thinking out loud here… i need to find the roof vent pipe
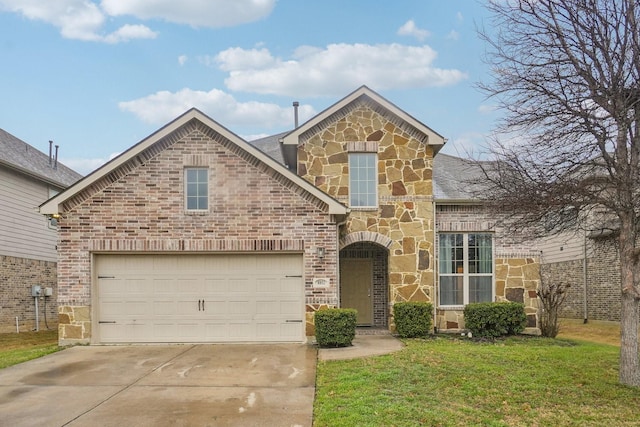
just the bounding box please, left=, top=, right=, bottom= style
left=54, top=145, right=59, bottom=170
left=293, top=101, right=299, bottom=128
left=49, top=140, right=53, bottom=166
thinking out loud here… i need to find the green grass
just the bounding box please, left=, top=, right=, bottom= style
left=0, top=329, right=60, bottom=369
left=314, top=336, right=640, bottom=426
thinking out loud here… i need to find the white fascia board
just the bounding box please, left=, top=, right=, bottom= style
left=40, top=109, right=347, bottom=216
left=282, top=86, right=445, bottom=148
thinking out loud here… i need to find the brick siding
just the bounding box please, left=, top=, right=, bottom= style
left=0, top=255, right=57, bottom=332
left=57, top=121, right=339, bottom=342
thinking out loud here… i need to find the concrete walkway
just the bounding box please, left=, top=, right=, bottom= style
left=317, top=334, right=404, bottom=361
left=0, top=344, right=316, bottom=427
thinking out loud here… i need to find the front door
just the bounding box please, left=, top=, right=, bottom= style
left=341, top=259, right=373, bottom=325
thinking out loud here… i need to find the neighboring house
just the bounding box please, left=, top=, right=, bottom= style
left=41, top=86, right=540, bottom=345
left=0, top=129, right=81, bottom=332
left=540, top=228, right=624, bottom=322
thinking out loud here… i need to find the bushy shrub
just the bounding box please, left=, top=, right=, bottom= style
left=393, top=302, right=434, bottom=338
left=315, top=308, right=357, bottom=347
left=537, top=279, right=570, bottom=338
left=463, top=302, right=527, bottom=338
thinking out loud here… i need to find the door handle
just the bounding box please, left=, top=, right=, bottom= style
left=202, top=300, right=205, bottom=311
left=198, top=299, right=201, bottom=311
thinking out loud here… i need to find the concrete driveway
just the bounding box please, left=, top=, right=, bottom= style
left=0, top=344, right=316, bottom=427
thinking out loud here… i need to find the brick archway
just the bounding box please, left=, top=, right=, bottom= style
left=339, top=231, right=394, bottom=250
left=339, top=233, right=391, bottom=328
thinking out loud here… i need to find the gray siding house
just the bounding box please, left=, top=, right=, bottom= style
left=0, top=129, right=81, bottom=331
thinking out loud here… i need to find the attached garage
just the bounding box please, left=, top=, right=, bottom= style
left=95, top=254, right=304, bottom=344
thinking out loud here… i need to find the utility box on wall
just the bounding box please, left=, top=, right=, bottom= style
left=31, top=285, right=41, bottom=297
left=44, top=287, right=53, bottom=297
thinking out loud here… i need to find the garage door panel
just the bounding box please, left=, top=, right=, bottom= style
left=96, top=254, right=304, bottom=343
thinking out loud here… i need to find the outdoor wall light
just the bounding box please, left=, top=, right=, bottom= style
left=316, top=247, right=326, bottom=259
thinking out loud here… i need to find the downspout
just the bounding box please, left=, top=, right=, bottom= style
left=433, top=198, right=438, bottom=333
left=583, top=230, right=588, bottom=323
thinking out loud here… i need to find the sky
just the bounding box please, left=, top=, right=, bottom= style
left=0, top=0, right=499, bottom=175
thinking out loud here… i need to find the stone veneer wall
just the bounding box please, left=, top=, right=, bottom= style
left=57, top=120, right=338, bottom=344
left=297, top=101, right=435, bottom=327
left=0, top=255, right=57, bottom=332
left=435, top=204, right=541, bottom=333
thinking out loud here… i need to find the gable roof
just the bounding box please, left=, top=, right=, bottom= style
left=0, top=128, right=82, bottom=188
left=39, top=109, right=347, bottom=216
left=281, top=86, right=446, bottom=152
left=248, top=131, right=289, bottom=164
left=433, top=153, right=489, bottom=202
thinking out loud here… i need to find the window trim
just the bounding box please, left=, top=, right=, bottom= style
left=438, top=232, right=495, bottom=308
left=348, top=152, right=378, bottom=209
left=184, top=167, right=209, bottom=212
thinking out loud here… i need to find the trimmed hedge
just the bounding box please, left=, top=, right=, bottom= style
left=393, top=302, right=434, bottom=338
left=315, top=308, right=357, bottom=347
left=463, top=302, right=527, bottom=338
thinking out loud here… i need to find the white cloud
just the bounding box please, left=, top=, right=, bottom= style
left=0, top=0, right=157, bottom=43
left=446, top=30, right=460, bottom=41
left=397, top=20, right=430, bottom=41
left=103, top=24, right=157, bottom=43
left=216, top=43, right=467, bottom=97
left=178, top=55, right=188, bottom=66
left=441, top=132, right=487, bottom=157
left=118, top=88, right=316, bottom=128
left=60, top=152, right=120, bottom=175
left=478, top=104, right=498, bottom=114
left=100, top=0, right=275, bottom=28
left=0, top=0, right=272, bottom=42
left=215, top=47, right=276, bottom=71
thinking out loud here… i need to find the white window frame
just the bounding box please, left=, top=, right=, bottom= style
left=348, top=152, right=377, bottom=208
left=438, top=233, right=494, bottom=307
left=184, top=168, right=209, bottom=212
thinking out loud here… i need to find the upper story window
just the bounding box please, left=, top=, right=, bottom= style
left=185, top=168, right=209, bottom=211
left=439, top=233, right=493, bottom=307
left=349, top=153, right=377, bottom=208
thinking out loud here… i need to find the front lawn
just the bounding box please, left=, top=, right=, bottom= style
left=314, top=336, right=639, bottom=426
left=0, top=329, right=60, bottom=369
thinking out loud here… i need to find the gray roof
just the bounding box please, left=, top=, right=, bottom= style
left=433, top=153, right=487, bottom=201
left=0, top=128, right=82, bottom=188
left=247, top=131, right=289, bottom=164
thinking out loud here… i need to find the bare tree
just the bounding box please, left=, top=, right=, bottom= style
left=478, top=0, right=640, bottom=386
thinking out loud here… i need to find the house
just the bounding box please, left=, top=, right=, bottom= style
left=0, top=129, right=82, bottom=332
left=539, top=227, right=624, bottom=322
left=41, top=86, right=540, bottom=345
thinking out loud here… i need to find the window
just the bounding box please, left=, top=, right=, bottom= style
left=185, top=168, right=208, bottom=211
left=349, top=153, right=377, bottom=207
left=439, top=233, right=493, bottom=306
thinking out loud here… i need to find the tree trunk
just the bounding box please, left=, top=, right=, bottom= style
left=618, top=219, right=640, bottom=387
left=620, top=292, right=640, bottom=386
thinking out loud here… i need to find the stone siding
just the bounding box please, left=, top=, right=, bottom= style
left=435, top=204, right=541, bottom=333
left=435, top=256, right=541, bottom=334
left=297, top=102, right=435, bottom=327
left=0, top=255, right=57, bottom=332
left=57, top=120, right=338, bottom=344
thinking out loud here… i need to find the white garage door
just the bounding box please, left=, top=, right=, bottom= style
left=95, top=254, right=304, bottom=343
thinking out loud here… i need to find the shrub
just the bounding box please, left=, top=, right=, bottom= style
left=464, top=302, right=527, bottom=338
left=315, top=308, right=357, bottom=347
left=537, top=278, right=570, bottom=338
left=393, top=302, right=434, bottom=338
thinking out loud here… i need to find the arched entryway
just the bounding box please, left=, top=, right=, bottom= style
left=339, top=242, right=389, bottom=327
